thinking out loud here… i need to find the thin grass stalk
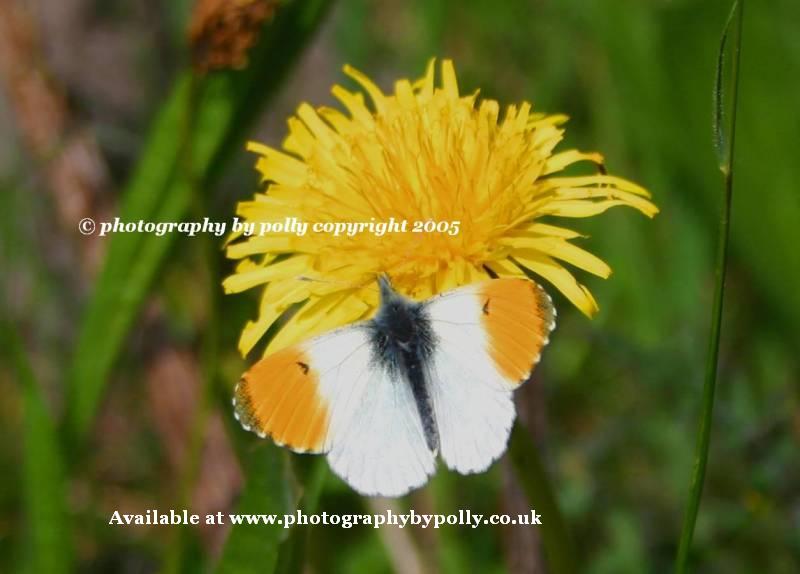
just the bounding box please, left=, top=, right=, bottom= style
left=674, top=2, right=743, bottom=571
left=275, top=458, right=328, bottom=574
left=163, top=74, right=219, bottom=574
left=509, top=424, right=577, bottom=574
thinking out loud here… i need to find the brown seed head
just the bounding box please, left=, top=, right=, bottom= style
left=188, top=0, right=276, bottom=74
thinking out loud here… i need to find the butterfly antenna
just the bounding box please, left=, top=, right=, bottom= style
left=295, top=275, right=351, bottom=286
left=295, top=274, right=382, bottom=295
left=377, top=274, right=397, bottom=302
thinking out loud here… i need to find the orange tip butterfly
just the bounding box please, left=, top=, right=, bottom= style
left=233, top=277, right=556, bottom=497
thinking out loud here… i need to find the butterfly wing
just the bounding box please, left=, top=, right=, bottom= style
left=424, top=278, right=555, bottom=474
left=325, top=363, right=436, bottom=497
left=234, top=325, right=435, bottom=497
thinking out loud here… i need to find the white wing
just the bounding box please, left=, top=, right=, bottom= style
left=425, top=322, right=517, bottom=474
left=324, top=368, right=436, bottom=497
left=304, top=328, right=436, bottom=497
left=235, top=325, right=435, bottom=497
left=423, top=279, right=555, bottom=474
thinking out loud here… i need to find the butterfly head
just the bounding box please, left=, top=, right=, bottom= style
left=377, top=274, right=399, bottom=302
left=373, top=275, right=429, bottom=349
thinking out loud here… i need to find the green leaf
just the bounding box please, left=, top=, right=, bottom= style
left=65, top=76, right=193, bottom=439
left=713, top=0, right=744, bottom=175
left=3, top=325, right=72, bottom=574
left=66, top=0, right=335, bottom=441
left=213, top=444, right=292, bottom=574
left=508, top=424, right=578, bottom=574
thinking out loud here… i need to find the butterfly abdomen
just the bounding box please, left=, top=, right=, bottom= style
left=403, top=351, right=440, bottom=453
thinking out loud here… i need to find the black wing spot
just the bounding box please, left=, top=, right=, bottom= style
left=296, top=361, right=310, bottom=375
left=482, top=298, right=491, bottom=315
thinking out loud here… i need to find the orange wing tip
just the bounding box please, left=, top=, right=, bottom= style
left=537, top=283, right=557, bottom=337
left=480, top=279, right=557, bottom=385
left=233, top=347, right=331, bottom=454
left=531, top=283, right=556, bottom=366
left=232, top=380, right=266, bottom=438
left=233, top=379, right=320, bottom=452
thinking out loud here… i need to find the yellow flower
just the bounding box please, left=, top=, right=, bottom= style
left=224, top=59, right=658, bottom=357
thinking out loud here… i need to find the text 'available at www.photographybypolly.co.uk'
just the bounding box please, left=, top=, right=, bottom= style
left=108, top=508, right=542, bottom=529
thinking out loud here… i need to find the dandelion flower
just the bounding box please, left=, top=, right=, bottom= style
left=224, top=59, right=658, bottom=357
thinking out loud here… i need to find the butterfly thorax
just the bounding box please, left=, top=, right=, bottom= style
left=369, top=281, right=440, bottom=453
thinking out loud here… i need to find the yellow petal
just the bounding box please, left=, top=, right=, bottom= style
left=343, top=64, right=386, bottom=113
left=553, top=187, right=659, bottom=216
left=283, top=117, right=315, bottom=158
left=225, top=235, right=294, bottom=260
left=317, top=106, right=353, bottom=134
left=485, top=258, right=525, bottom=278
left=441, top=59, right=459, bottom=98
left=528, top=113, right=569, bottom=129
left=331, top=85, right=373, bottom=125
left=297, top=103, right=338, bottom=149
left=267, top=291, right=372, bottom=354
left=413, top=58, right=436, bottom=99
left=511, top=222, right=585, bottom=239
left=238, top=280, right=312, bottom=356
left=222, top=255, right=312, bottom=294
left=512, top=253, right=599, bottom=317
left=434, top=266, right=459, bottom=293
left=253, top=148, right=308, bottom=186
left=543, top=150, right=605, bottom=175
left=542, top=174, right=651, bottom=198
left=540, top=199, right=655, bottom=218
left=246, top=140, right=271, bottom=155
left=394, top=79, right=417, bottom=109
left=513, top=239, right=612, bottom=278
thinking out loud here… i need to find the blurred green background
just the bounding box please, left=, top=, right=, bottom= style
left=1, top=0, right=798, bottom=573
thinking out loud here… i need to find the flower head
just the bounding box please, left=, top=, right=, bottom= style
left=224, top=60, right=658, bottom=356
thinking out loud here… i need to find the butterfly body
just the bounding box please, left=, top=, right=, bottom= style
left=234, top=277, right=555, bottom=497
left=369, top=277, right=440, bottom=453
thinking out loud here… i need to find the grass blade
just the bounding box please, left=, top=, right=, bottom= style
left=213, top=445, right=292, bottom=574
left=508, top=424, right=577, bottom=574
left=66, top=0, right=335, bottom=441
left=274, top=458, right=327, bottom=574
left=712, top=1, right=744, bottom=174
left=66, top=76, right=194, bottom=439
left=3, top=325, right=72, bottom=574
left=674, top=2, right=743, bottom=572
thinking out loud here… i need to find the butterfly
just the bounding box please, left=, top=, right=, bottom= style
left=233, top=276, right=556, bottom=497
